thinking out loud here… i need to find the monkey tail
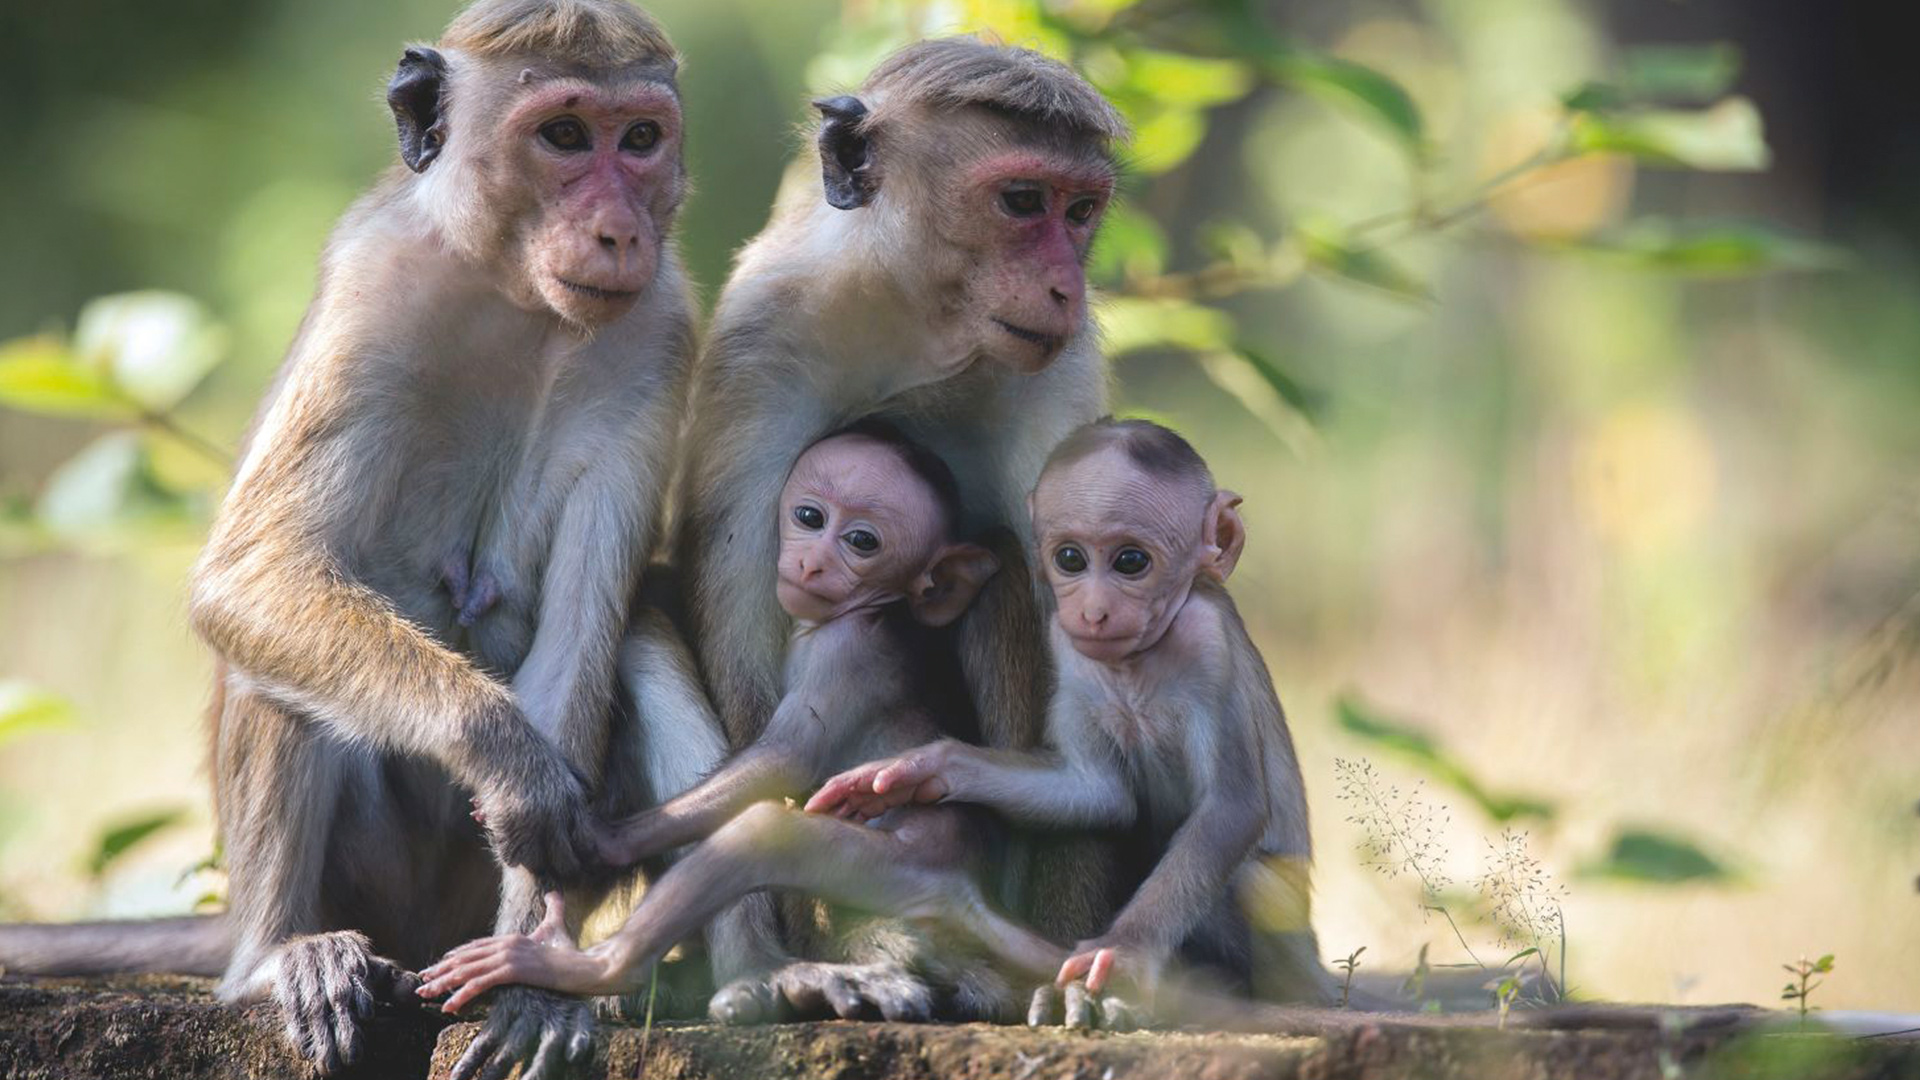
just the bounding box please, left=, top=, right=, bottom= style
left=0, top=913, right=231, bottom=977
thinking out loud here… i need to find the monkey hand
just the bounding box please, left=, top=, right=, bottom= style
left=420, top=893, right=621, bottom=1011
left=1025, top=938, right=1163, bottom=1031
left=803, top=741, right=954, bottom=820
left=473, top=746, right=605, bottom=885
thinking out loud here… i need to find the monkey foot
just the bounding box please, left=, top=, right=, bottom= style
left=709, top=960, right=935, bottom=1025
left=449, top=985, right=594, bottom=1080
left=1027, top=981, right=1150, bottom=1032
left=272, top=930, right=421, bottom=1074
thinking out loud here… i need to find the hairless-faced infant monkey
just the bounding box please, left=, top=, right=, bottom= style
left=418, top=427, right=1060, bottom=1013
left=809, top=418, right=1336, bottom=1028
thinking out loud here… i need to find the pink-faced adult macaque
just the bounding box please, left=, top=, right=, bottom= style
left=418, top=426, right=1061, bottom=1016
left=0, top=4, right=695, bottom=1078
left=808, top=418, right=1335, bottom=1027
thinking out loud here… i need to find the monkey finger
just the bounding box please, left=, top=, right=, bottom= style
left=474, top=1016, right=538, bottom=1080
left=1056, top=951, right=1095, bottom=987
left=1026, top=984, right=1059, bottom=1027
left=1085, top=948, right=1117, bottom=993
left=820, top=973, right=864, bottom=1019
left=443, top=967, right=517, bottom=1014
left=449, top=1026, right=499, bottom=1080
left=521, top=1029, right=569, bottom=1080
left=566, top=1022, right=594, bottom=1062
left=1063, top=980, right=1095, bottom=1030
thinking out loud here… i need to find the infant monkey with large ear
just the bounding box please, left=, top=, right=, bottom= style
left=419, top=425, right=1056, bottom=1012
left=810, top=418, right=1334, bottom=1026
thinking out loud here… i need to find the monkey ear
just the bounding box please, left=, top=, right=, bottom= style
left=909, top=543, right=1001, bottom=627
left=388, top=46, right=450, bottom=173
left=1201, top=490, right=1246, bottom=582
left=813, top=95, right=876, bottom=210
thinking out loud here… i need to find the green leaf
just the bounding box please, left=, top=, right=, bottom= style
left=1121, top=49, right=1254, bottom=109
left=1099, top=296, right=1236, bottom=355
left=1504, top=948, right=1540, bottom=967
left=1297, top=221, right=1432, bottom=303
left=1814, top=955, right=1835, bottom=973
left=74, top=292, right=228, bottom=413
left=1194, top=350, right=1316, bottom=454
left=1089, top=205, right=1168, bottom=286
left=1335, top=696, right=1557, bottom=823
left=34, top=432, right=205, bottom=541
left=1129, top=106, right=1209, bottom=175
left=1561, top=82, right=1628, bottom=114
left=88, top=808, right=188, bottom=879
left=1620, top=43, right=1742, bottom=104
left=1270, top=51, right=1424, bottom=154
left=0, top=336, right=126, bottom=418
left=1576, top=827, right=1736, bottom=885
left=1574, top=221, right=1844, bottom=277
left=0, top=681, right=77, bottom=744
left=1570, top=97, right=1768, bottom=171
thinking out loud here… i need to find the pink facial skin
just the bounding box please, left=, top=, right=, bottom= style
left=1030, top=445, right=1243, bottom=664
left=502, top=78, right=684, bottom=325
left=963, top=151, right=1112, bottom=373
left=774, top=435, right=949, bottom=624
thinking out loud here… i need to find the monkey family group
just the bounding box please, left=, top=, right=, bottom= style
left=0, top=3, right=1329, bottom=1077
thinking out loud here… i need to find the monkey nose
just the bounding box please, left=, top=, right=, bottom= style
left=1049, top=286, right=1070, bottom=307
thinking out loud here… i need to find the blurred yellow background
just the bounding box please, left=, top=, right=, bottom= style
left=1, top=0, right=1914, bottom=1012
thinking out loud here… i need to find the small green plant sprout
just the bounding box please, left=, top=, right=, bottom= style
left=1781, top=954, right=1834, bottom=1024
left=1493, top=975, right=1522, bottom=1030
left=1334, top=946, right=1366, bottom=1008
left=1400, top=942, right=1432, bottom=1006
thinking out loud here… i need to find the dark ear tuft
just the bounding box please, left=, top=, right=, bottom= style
left=388, top=46, right=449, bottom=173
left=813, top=95, right=876, bottom=210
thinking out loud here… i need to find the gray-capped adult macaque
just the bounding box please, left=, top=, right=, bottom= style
left=659, top=34, right=1127, bottom=1021
left=809, top=419, right=1336, bottom=1028
left=418, top=426, right=1060, bottom=1018
left=0, top=3, right=694, bottom=1078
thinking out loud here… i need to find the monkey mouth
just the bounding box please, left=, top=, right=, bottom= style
left=992, top=318, right=1062, bottom=353
left=556, top=278, right=640, bottom=303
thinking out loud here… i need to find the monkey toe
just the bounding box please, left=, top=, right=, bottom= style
left=708, top=977, right=781, bottom=1025
left=1062, top=980, right=1096, bottom=1029
left=1026, top=984, right=1058, bottom=1027
left=858, top=970, right=934, bottom=1023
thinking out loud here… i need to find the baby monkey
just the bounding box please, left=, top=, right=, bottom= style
left=419, top=424, right=1057, bottom=1012
left=810, top=418, right=1332, bottom=1025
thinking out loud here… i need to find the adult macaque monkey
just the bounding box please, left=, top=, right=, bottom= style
left=666, top=36, right=1127, bottom=1019
left=809, top=419, right=1336, bottom=1028
left=1, top=2, right=693, bottom=1077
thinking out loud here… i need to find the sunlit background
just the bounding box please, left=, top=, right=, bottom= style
left=1, top=0, right=1915, bottom=1013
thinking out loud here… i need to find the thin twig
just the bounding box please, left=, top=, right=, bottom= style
left=137, top=409, right=231, bottom=468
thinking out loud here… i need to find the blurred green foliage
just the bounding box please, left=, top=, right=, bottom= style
left=2, top=0, right=1915, bottom=1009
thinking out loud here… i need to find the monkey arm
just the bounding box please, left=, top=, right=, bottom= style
left=808, top=737, right=1134, bottom=830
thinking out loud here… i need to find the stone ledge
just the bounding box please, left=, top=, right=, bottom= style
left=5, top=975, right=1914, bottom=1080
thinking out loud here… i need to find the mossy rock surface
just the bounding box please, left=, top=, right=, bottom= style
left=5, top=975, right=1915, bottom=1080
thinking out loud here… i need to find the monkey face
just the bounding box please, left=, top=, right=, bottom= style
left=956, top=150, right=1111, bottom=374
left=1031, top=446, right=1215, bottom=664
left=502, top=78, right=686, bottom=327
left=775, top=436, right=947, bottom=623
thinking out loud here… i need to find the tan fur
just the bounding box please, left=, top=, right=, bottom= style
left=181, top=3, right=696, bottom=1076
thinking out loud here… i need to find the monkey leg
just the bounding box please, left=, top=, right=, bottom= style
left=214, top=689, right=427, bottom=1074
left=671, top=803, right=1062, bottom=1024
left=620, top=612, right=792, bottom=994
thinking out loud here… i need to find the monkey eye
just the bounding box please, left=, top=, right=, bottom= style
left=1066, top=197, right=1099, bottom=225
left=1001, top=187, right=1046, bottom=218
left=842, top=529, right=880, bottom=554
left=1053, top=545, right=1088, bottom=574
left=793, top=504, right=825, bottom=530
left=1112, top=548, right=1151, bottom=577
left=539, top=118, right=590, bottom=152
left=621, top=121, right=661, bottom=153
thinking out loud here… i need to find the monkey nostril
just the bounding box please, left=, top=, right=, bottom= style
left=1049, top=286, right=1070, bottom=307
left=599, top=235, right=619, bottom=250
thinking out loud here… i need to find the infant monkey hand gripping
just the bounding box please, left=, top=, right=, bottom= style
left=809, top=418, right=1334, bottom=1024
left=422, top=426, right=1018, bottom=1010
